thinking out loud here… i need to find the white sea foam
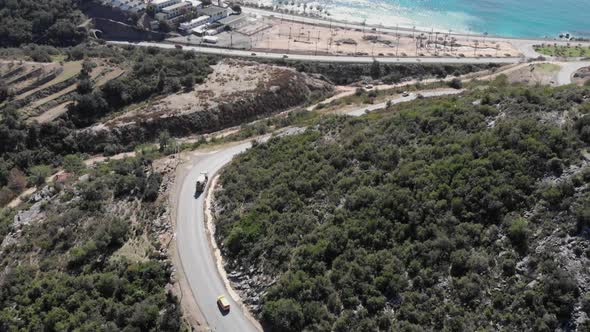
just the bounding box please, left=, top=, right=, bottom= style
left=247, top=0, right=477, bottom=34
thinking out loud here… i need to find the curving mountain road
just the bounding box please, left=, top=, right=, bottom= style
left=557, top=61, right=590, bottom=86
left=175, top=143, right=260, bottom=332
left=174, top=88, right=468, bottom=331
left=173, top=59, right=589, bottom=331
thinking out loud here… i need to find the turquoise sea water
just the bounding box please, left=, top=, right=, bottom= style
left=313, top=0, right=590, bottom=38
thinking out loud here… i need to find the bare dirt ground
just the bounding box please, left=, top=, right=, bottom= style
left=249, top=17, right=520, bottom=58
left=104, top=58, right=323, bottom=127
left=502, top=63, right=561, bottom=86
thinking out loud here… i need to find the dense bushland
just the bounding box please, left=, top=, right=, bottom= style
left=216, top=83, right=590, bottom=331
left=0, top=0, right=86, bottom=47
left=0, top=156, right=180, bottom=331
left=289, top=61, right=500, bottom=84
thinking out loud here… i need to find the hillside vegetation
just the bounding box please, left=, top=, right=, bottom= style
left=0, top=0, right=85, bottom=47
left=0, top=155, right=181, bottom=331
left=215, top=82, right=590, bottom=331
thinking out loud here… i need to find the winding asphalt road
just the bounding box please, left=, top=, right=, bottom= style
left=557, top=61, right=590, bottom=86
left=176, top=143, right=259, bottom=332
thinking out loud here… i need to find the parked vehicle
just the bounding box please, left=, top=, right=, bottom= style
left=174, top=44, right=183, bottom=49
left=203, top=36, right=218, bottom=44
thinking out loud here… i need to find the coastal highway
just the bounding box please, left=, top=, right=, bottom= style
left=176, top=143, right=260, bottom=332
left=108, top=41, right=521, bottom=64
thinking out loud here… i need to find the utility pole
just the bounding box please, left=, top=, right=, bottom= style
left=435, top=31, right=439, bottom=54
left=396, top=32, right=400, bottom=58
left=316, top=30, right=320, bottom=55
left=449, top=29, right=452, bottom=52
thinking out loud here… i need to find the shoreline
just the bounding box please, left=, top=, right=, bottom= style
left=239, top=2, right=590, bottom=43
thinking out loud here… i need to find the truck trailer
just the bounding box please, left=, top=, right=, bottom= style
left=202, top=36, right=218, bottom=44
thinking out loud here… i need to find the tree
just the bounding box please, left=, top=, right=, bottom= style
left=7, top=168, right=26, bottom=192
left=181, top=75, right=195, bottom=91
left=157, top=70, right=167, bottom=92
left=146, top=5, right=156, bottom=18
left=506, top=217, right=528, bottom=251
left=231, top=4, right=242, bottom=13
left=0, top=83, right=9, bottom=102
left=63, top=155, right=85, bottom=174
left=449, top=78, right=463, bottom=89
left=262, top=299, right=304, bottom=332
left=28, top=165, right=52, bottom=187
left=159, top=131, right=171, bottom=153
left=77, top=78, right=93, bottom=94
left=370, top=60, right=381, bottom=79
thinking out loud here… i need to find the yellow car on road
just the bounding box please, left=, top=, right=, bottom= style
left=217, top=295, right=230, bottom=312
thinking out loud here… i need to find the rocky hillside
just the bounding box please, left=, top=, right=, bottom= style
left=0, top=154, right=183, bottom=330
left=88, top=59, right=333, bottom=145
left=213, top=82, right=590, bottom=331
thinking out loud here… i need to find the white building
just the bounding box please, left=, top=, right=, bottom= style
left=179, top=16, right=210, bottom=31
left=197, top=5, right=228, bottom=23
left=159, top=1, right=192, bottom=19
left=151, top=0, right=181, bottom=11
left=107, top=0, right=145, bottom=13
left=191, top=25, right=208, bottom=36
left=187, top=0, right=203, bottom=9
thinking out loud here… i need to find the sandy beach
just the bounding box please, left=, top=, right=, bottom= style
left=245, top=16, right=520, bottom=58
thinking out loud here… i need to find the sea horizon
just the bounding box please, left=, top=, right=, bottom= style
left=253, top=0, right=590, bottom=39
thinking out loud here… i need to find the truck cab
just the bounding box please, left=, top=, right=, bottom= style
left=195, top=173, right=208, bottom=197
left=217, top=295, right=230, bottom=313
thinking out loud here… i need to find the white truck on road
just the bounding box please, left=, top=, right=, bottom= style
left=203, top=36, right=218, bottom=44
left=195, top=173, right=208, bottom=197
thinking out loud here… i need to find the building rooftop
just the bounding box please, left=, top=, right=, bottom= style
left=218, top=14, right=245, bottom=26
left=162, top=1, right=192, bottom=11
left=199, top=5, right=227, bottom=16
left=152, top=0, right=177, bottom=4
